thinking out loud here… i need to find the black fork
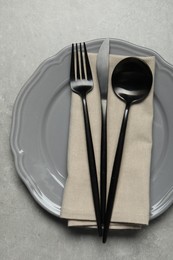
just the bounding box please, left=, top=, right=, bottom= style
left=70, top=43, right=102, bottom=236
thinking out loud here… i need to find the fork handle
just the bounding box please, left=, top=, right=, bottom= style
left=82, top=95, right=102, bottom=237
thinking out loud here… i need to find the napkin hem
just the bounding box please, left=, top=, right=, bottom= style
left=60, top=209, right=149, bottom=225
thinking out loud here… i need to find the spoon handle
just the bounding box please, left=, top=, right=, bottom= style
left=103, top=103, right=130, bottom=243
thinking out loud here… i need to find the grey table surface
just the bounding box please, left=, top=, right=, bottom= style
left=1, top=1, right=173, bottom=259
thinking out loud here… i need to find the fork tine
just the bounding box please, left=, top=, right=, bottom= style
left=76, top=44, right=80, bottom=79
left=80, top=43, right=85, bottom=79
left=70, top=44, right=75, bottom=81
left=83, top=42, right=92, bottom=80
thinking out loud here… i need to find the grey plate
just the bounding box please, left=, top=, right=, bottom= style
left=10, top=38, right=173, bottom=220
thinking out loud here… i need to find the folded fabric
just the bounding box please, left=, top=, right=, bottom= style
left=60, top=53, right=155, bottom=229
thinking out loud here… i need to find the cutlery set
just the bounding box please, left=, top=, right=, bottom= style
left=70, top=40, right=153, bottom=242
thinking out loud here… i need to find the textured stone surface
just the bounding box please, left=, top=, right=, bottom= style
left=1, top=0, right=173, bottom=259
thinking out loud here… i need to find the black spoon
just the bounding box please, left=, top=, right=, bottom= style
left=103, top=57, right=153, bottom=243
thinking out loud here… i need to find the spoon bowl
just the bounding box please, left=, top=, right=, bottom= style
left=111, top=57, right=153, bottom=105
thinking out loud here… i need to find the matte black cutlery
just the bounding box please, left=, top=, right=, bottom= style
left=70, top=43, right=102, bottom=236
left=96, top=39, right=110, bottom=226
left=103, top=57, right=153, bottom=243
left=70, top=41, right=153, bottom=242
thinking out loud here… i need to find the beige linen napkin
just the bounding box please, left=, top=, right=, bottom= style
left=60, top=53, right=155, bottom=229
